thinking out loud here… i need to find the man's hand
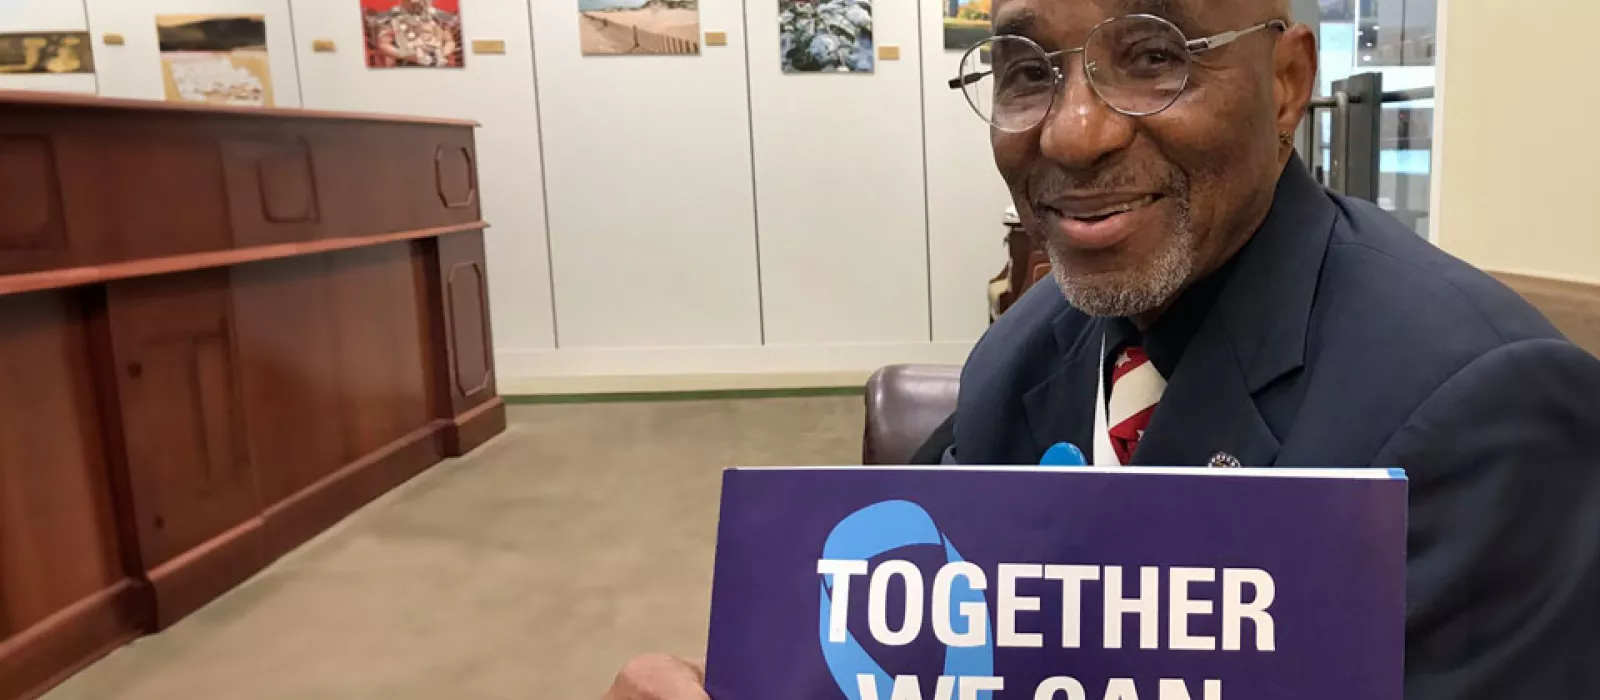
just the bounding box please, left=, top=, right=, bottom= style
left=602, top=654, right=709, bottom=700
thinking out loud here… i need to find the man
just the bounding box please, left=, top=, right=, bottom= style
left=605, top=0, right=1600, bottom=697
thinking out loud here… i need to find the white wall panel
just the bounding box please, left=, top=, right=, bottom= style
left=0, top=0, right=90, bottom=32
left=498, top=339, right=974, bottom=389
left=0, top=73, right=97, bottom=94
left=1433, top=0, right=1600, bottom=281
left=921, top=0, right=1014, bottom=343
left=84, top=0, right=301, bottom=106
left=290, top=0, right=556, bottom=353
left=745, top=0, right=930, bottom=345
left=531, top=0, right=762, bottom=350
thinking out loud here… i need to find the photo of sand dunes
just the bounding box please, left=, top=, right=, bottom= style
left=580, top=0, right=700, bottom=56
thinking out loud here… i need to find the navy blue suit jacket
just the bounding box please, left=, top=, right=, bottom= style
left=950, top=162, right=1600, bottom=697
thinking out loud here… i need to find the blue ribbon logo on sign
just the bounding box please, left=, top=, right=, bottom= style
left=818, top=500, right=995, bottom=700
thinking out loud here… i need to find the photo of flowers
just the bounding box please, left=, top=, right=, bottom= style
left=778, top=0, right=872, bottom=73
left=943, top=0, right=991, bottom=50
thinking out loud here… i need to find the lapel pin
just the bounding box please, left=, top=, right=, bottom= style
left=1208, top=452, right=1242, bottom=468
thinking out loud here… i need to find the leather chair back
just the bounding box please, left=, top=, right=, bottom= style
left=859, top=276, right=1600, bottom=467
left=1497, top=272, right=1600, bottom=356
left=863, top=364, right=961, bottom=465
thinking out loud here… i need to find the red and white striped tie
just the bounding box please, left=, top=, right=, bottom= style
left=1107, top=346, right=1166, bottom=464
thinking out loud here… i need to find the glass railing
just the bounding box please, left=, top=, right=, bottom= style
left=1302, top=78, right=1434, bottom=237
left=1315, top=5, right=1437, bottom=237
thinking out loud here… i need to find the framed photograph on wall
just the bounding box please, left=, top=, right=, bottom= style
left=156, top=15, right=274, bottom=107
left=943, top=0, right=990, bottom=50
left=362, top=0, right=466, bottom=68
left=579, top=0, right=701, bottom=56
left=779, top=0, right=873, bottom=73
left=0, top=32, right=95, bottom=74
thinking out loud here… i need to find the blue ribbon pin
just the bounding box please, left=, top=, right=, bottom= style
left=1040, top=442, right=1087, bottom=467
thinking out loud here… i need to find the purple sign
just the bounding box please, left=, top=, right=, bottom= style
left=705, top=467, right=1406, bottom=700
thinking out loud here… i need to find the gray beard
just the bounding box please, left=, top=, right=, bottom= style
left=1044, top=199, right=1196, bottom=318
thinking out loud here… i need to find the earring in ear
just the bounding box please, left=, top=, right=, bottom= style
left=1278, top=131, right=1294, bottom=147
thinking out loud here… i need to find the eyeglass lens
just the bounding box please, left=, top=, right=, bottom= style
left=960, top=15, right=1194, bottom=131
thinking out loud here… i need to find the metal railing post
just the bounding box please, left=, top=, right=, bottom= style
left=1329, top=72, right=1383, bottom=203
left=1302, top=73, right=1433, bottom=205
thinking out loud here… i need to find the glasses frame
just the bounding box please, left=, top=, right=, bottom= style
left=949, top=14, right=1290, bottom=130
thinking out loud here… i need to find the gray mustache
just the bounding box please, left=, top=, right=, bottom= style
left=1027, top=170, right=1188, bottom=200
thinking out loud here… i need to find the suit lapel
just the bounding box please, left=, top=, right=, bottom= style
left=1135, top=159, right=1338, bottom=467
left=1132, top=320, right=1281, bottom=466
left=1020, top=313, right=1102, bottom=462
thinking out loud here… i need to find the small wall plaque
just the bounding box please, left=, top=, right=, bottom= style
left=878, top=45, right=900, bottom=60
left=704, top=31, right=728, bottom=47
left=103, top=33, right=126, bottom=46
left=311, top=39, right=336, bottom=53
left=472, top=39, right=506, bottom=55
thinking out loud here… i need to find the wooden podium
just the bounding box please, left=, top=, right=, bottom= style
left=0, top=92, right=506, bottom=699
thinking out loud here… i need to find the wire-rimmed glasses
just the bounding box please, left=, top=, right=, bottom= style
left=949, top=15, right=1289, bottom=132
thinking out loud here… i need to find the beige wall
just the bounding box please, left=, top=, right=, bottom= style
left=1433, top=0, right=1600, bottom=283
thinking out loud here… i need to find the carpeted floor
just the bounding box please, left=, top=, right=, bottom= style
left=45, top=396, right=864, bottom=700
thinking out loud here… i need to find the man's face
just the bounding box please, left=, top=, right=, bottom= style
left=991, top=0, right=1297, bottom=317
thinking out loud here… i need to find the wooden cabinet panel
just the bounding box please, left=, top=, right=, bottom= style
left=106, top=271, right=257, bottom=568
left=222, top=136, right=322, bottom=248
left=56, top=127, right=231, bottom=262
left=327, top=244, right=433, bottom=459
left=0, top=134, right=69, bottom=276
left=447, top=262, right=492, bottom=398
left=231, top=243, right=436, bottom=489
left=435, top=145, right=476, bottom=210
left=230, top=255, right=349, bottom=504
left=426, top=231, right=504, bottom=457
left=314, top=124, right=481, bottom=237
left=433, top=231, right=496, bottom=419
left=0, top=291, right=126, bottom=635
left=0, top=136, right=66, bottom=252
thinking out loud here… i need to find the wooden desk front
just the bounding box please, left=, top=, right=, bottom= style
left=0, top=92, right=505, bottom=699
